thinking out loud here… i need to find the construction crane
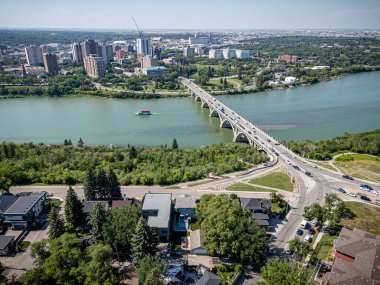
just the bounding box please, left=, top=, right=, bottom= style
left=132, top=17, right=143, bottom=38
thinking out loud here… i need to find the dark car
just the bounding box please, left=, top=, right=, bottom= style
left=360, top=195, right=371, bottom=201
left=309, top=228, right=316, bottom=235
left=338, top=187, right=346, bottom=193
left=296, top=228, right=303, bottom=236
left=293, top=165, right=300, bottom=170
left=342, top=174, right=354, bottom=180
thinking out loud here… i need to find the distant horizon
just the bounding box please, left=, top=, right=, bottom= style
left=1, top=0, right=380, bottom=30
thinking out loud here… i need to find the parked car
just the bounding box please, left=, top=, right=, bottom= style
left=309, top=228, right=316, bottom=235
left=304, top=235, right=312, bottom=243
left=300, top=220, right=309, bottom=229
left=296, top=229, right=303, bottom=236
left=360, top=195, right=371, bottom=201
left=311, top=219, right=319, bottom=227
left=342, top=174, right=354, bottom=180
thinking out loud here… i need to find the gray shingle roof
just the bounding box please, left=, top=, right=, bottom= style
left=175, top=197, right=196, bottom=209
left=142, top=193, right=172, bottom=229
left=240, top=198, right=271, bottom=212
left=0, top=236, right=14, bottom=250
left=82, top=201, right=109, bottom=214
left=0, top=195, right=18, bottom=213
left=195, top=271, right=221, bottom=285
left=4, top=192, right=46, bottom=215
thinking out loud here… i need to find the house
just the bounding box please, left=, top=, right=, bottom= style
left=82, top=201, right=109, bottom=215
left=174, top=194, right=197, bottom=232
left=0, top=194, right=18, bottom=220
left=252, top=213, right=270, bottom=227
left=165, top=263, right=184, bottom=285
left=111, top=199, right=133, bottom=211
left=324, top=227, right=380, bottom=284
left=0, top=236, right=15, bottom=256
left=142, top=193, right=172, bottom=241
left=3, top=192, right=47, bottom=230
left=195, top=271, right=221, bottom=285
left=240, top=198, right=271, bottom=214
left=284, top=76, right=298, bottom=84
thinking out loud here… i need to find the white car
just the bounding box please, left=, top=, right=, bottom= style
left=286, top=160, right=292, bottom=165
left=348, top=192, right=357, bottom=197
left=311, top=164, right=318, bottom=168
left=304, top=235, right=312, bottom=243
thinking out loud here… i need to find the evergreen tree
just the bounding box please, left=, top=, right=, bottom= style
left=129, top=146, right=137, bottom=159
left=48, top=206, right=64, bottom=239
left=77, top=137, right=84, bottom=147
left=88, top=203, right=106, bottom=242
left=96, top=168, right=108, bottom=199
left=220, top=78, right=223, bottom=84
left=68, top=139, right=72, bottom=145
left=64, top=186, right=83, bottom=228
left=106, top=168, right=122, bottom=200
left=131, top=217, right=158, bottom=264
left=172, top=138, right=178, bottom=149
left=84, top=169, right=96, bottom=200
left=63, top=139, right=68, bottom=146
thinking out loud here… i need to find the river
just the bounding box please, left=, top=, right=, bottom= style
left=0, top=72, right=379, bottom=147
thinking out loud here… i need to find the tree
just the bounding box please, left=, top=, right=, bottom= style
left=64, top=139, right=68, bottom=146
left=0, top=176, right=12, bottom=193
left=48, top=206, right=65, bottom=239
left=83, top=169, right=96, bottom=200
left=172, top=138, right=178, bottom=150
left=78, top=137, right=84, bottom=147
left=64, top=186, right=83, bottom=228
left=30, top=239, right=50, bottom=266
left=88, top=203, right=106, bottom=242
left=258, top=258, right=312, bottom=285
left=129, top=146, right=137, bottom=159
left=144, top=267, right=164, bottom=285
left=303, top=203, right=325, bottom=224
left=106, top=168, right=122, bottom=200
left=131, top=217, right=158, bottom=264
left=136, top=255, right=165, bottom=285
left=288, top=238, right=312, bottom=261
left=102, top=204, right=140, bottom=259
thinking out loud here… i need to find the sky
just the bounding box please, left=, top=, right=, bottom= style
left=1, top=0, right=380, bottom=30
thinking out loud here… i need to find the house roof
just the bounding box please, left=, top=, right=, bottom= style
left=195, top=271, right=221, bottom=285
left=175, top=197, right=196, bottom=209
left=82, top=201, right=109, bottom=214
left=328, top=227, right=380, bottom=284
left=4, top=192, right=46, bottom=215
left=252, top=213, right=269, bottom=220
left=0, top=236, right=14, bottom=250
left=190, top=229, right=208, bottom=255
left=142, top=193, right=172, bottom=229
left=0, top=195, right=18, bottom=213
left=111, top=200, right=132, bottom=210
left=240, top=198, right=272, bottom=211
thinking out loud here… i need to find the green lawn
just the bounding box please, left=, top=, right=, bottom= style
left=190, top=222, right=201, bottom=231
left=226, top=182, right=275, bottom=192
left=195, top=64, right=224, bottom=71
left=249, top=172, right=294, bottom=192
left=340, top=202, right=380, bottom=235
left=333, top=153, right=380, bottom=183
left=315, top=234, right=336, bottom=261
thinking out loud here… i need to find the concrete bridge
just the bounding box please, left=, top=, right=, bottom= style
left=178, top=77, right=278, bottom=162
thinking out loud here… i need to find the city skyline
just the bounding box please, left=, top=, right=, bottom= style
left=1, top=0, right=380, bottom=30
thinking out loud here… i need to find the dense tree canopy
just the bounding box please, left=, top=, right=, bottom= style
left=196, top=194, right=268, bottom=264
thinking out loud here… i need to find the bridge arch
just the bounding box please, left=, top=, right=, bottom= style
left=209, top=109, right=219, bottom=117
left=201, top=101, right=209, bottom=108
left=195, top=96, right=201, bottom=101
left=220, top=119, right=233, bottom=129
left=233, top=132, right=251, bottom=145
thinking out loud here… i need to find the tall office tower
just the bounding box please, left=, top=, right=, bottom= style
left=150, top=46, right=161, bottom=60
left=100, top=44, right=113, bottom=64
left=81, top=40, right=99, bottom=59
left=43, top=53, right=59, bottom=74
left=71, top=43, right=83, bottom=64
left=84, top=55, right=105, bottom=78
left=25, top=45, right=44, bottom=65
left=183, top=46, right=195, bottom=57
left=136, top=38, right=150, bottom=55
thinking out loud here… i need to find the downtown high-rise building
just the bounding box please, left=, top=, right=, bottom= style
left=136, top=38, right=150, bottom=55
left=43, top=53, right=59, bottom=74
left=71, top=43, right=83, bottom=64
left=99, top=43, right=113, bottom=64
left=81, top=40, right=99, bottom=59
left=150, top=46, right=161, bottom=60
left=84, top=55, right=105, bottom=78
left=25, top=45, right=44, bottom=65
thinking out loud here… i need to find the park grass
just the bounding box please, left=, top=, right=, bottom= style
left=226, top=182, right=275, bottom=192
left=315, top=234, right=336, bottom=261
left=340, top=202, right=380, bottom=235
left=194, top=64, right=224, bottom=71
left=333, top=153, right=380, bottom=183
left=249, top=172, right=294, bottom=192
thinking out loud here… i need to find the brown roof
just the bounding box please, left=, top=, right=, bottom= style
left=111, top=200, right=133, bottom=210
left=328, top=228, right=380, bottom=284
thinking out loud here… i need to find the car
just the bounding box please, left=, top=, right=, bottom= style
left=375, top=200, right=380, bottom=204
left=338, top=187, right=346, bottom=193
left=286, top=160, right=292, bottom=164
left=296, top=229, right=303, bottom=236
left=304, top=235, right=312, bottom=243
left=308, top=228, right=316, bottom=235
left=348, top=192, right=357, bottom=197
left=360, top=195, right=371, bottom=201
left=342, top=174, right=354, bottom=180
left=293, top=165, right=300, bottom=170
left=311, top=219, right=319, bottom=227
left=311, top=164, right=318, bottom=168
left=274, top=142, right=280, bottom=145
left=267, top=139, right=271, bottom=142
left=300, top=220, right=309, bottom=229
left=305, top=171, right=312, bottom=177
left=360, top=184, right=373, bottom=190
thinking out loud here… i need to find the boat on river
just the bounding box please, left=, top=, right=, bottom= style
left=135, top=109, right=152, bottom=115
